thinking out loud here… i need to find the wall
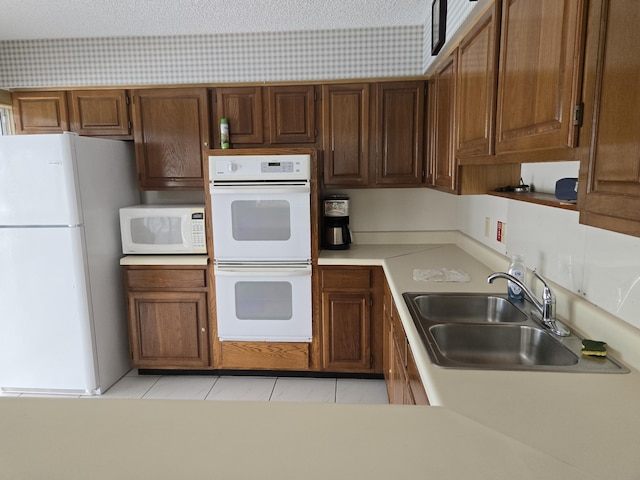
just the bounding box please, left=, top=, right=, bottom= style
left=422, top=0, right=484, bottom=73
left=0, top=0, right=493, bottom=88
left=0, top=27, right=423, bottom=88
left=323, top=188, right=459, bottom=235
left=458, top=162, right=640, bottom=333
left=342, top=180, right=640, bottom=334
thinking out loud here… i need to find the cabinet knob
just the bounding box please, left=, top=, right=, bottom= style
left=201, top=327, right=206, bottom=333
left=203, top=141, right=208, bottom=147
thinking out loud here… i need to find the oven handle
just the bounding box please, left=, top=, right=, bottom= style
left=214, top=265, right=312, bottom=276
left=209, top=185, right=310, bottom=195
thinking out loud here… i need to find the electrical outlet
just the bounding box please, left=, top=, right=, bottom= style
left=497, top=221, right=507, bottom=243
left=484, top=217, right=490, bottom=237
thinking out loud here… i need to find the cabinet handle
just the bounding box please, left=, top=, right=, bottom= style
left=203, top=141, right=208, bottom=147
left=201, top=327, right=206, bottom=333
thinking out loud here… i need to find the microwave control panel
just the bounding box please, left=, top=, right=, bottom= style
left=191, top=211, right=206, bottom=249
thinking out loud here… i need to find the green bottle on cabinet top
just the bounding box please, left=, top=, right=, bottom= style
left=220, top=118, right=230, bottom=149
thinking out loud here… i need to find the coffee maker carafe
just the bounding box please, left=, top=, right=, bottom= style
left=323, top=195, right=351, bottom=250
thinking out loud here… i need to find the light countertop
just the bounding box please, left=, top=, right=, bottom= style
left=119, top=254, right=209, bottom=266
left=0, top=397, right=597, bottom=480
left=320, top=242, right=640, bottom=480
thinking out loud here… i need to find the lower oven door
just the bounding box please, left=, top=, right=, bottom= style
left=214, top=264, right=312, bottom=342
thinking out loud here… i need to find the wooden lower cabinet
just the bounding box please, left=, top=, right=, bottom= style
left=407, top=347, right=430, bottom=405
left=383, top=279, right=429, bottom=405
left=319, top=266, right=384, bottom=373
left=123, top=265, right=211, bottom=369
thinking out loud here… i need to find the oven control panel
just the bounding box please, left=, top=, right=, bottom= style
left=260, top=161, right=295, bottom=174
left=209, top=154, right=310, bottom=182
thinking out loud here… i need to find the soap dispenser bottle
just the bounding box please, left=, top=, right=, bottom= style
left=507, top=254, right=525, bottom=301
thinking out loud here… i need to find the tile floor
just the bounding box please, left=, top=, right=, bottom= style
left=4, top=370, right=390, bottom=404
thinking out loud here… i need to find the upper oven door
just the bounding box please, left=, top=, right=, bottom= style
left=210, top=184, right=310, bottom=262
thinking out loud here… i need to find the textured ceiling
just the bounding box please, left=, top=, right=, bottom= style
left=0, top=0, right=427, bottom=41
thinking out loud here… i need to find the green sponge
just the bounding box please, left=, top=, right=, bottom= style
left=582, top=339, right=607, bottom=357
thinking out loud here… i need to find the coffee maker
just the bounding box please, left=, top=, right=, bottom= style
left=323, top=195, right=351, bottom=250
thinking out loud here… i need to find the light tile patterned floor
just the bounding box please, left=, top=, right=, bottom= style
left=120, top=372, right=388, bottom=404
left=6, top=371, right=389, bottom=404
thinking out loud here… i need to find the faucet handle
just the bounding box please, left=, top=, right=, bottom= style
left=530, top=269, right=569, bottom=336
left=532, top=269, right=548, bottom=288
left=533, top=269, right=553, bottom=301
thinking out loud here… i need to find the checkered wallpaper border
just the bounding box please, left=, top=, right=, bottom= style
left=0, top=26, right=423, bottom=88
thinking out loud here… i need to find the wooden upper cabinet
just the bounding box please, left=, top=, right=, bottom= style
left=431, top=55, right=457, bottom=191
left=268, top=85, right=316, bottom=143
left=214, top=85, right=317, bottom=148
left=322, top=83, right=370, bottom=186
left=578, top=0, right=640, bottom=236
left=495, top=0, right=587, bottom=156
left=456, top=3, right=500, bottom=159
left=423, top=80, right=435, bottom=187
left=131, top=87, right=210, bottom=190
left=12, top=91, right=69, bottom=134
left=373, top=81, right=424, bottom=185
left=68, top=90, right=131, bottom=138
left=215, top=86, right=264, bottom=145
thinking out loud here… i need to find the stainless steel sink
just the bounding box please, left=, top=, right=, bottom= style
left=402, top=292, right=629, bottom=374
left=406, top=293, right=527, bottom=323
left=429, top=324, right=578, bottom=367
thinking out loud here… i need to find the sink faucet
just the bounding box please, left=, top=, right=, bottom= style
left=487, top=270, right=570, bottom=336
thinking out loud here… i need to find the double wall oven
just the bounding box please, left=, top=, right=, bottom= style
left=209, top=153, right=312, bottom=342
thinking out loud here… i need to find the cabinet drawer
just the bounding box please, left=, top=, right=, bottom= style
left=321, top=267, right=372, bottom=290
left=126, top=268, right=207, bottom=289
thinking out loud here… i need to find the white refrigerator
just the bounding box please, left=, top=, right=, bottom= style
left=0, top=133, right=139, bottom=395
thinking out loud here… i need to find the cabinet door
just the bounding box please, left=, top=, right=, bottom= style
left=12, top=91, right=69, bottom=134
left=382, top=280, right=393, bottom=400
left=579, top=0, right=640, bottom=236
left=268, top=85, right=316, bottom=144
left=216, top=86, right=264, bottom=145
left=407, top=347, right=429, bottom=405
left=127, top=291, right=209, bottom=368
left=496, top=0, right=587, bottom=155
left=132, top=88, right=210, bottom=190
left=390, top=338, right=408, bottom=405
left=322, top=84, right=370, bottom=186
left=321, top=291, right=372, bottom=371
left=68, top=90, right=131, bottom=137
left=432, top=55, right=457, bottom=191
left=374, top=81, right=424, bottom=185
left=456, top=3, right=499, bottom=158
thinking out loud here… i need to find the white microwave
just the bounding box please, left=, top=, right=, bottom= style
left=119, top=204, right=207, bottom=254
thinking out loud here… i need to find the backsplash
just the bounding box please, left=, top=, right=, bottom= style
left=325, top=188, right=458, bottom=233
left=344, top=176, right=640, bottom=333
left=460, top=194, right=640, bottom=332
left=0, top=27, right=423, bottom=88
